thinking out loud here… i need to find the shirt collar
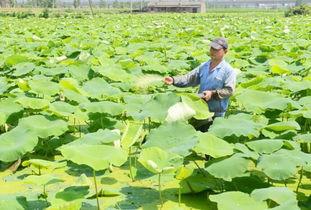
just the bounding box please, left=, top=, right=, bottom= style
left=208, top=59, right=225, bottom=72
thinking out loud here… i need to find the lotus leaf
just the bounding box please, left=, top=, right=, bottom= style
left=235, top=89, right=297, bottom=113
left=121, top=121, right=143, bottom=149
left=206, top=155, right=251, bottom=181
left=0, top=126, right=38, bottom=162
left=193, top=132, right=234, bottom=158
left=59, top=144, right=127, bottom=171
left=246, top=139, right=284, bottom=154
left=19, top=115, right=68, bottom=138
left=80, top=101, right=124, bottom=116
left=209, top=191, right=267, bottom=210
left=138, top=147, right=183, bottom=174
left=15, top=96, right=50, bottom=110
left=209, top=113, right=266, bottom=138
left=143, top=121, right=198, bottom=156
left=251, top=187, right=299, bottom=210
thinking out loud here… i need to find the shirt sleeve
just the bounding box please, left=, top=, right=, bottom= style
left=213, top=68, right=236, bottom=100
left=172, top=64, right=203, bottom=87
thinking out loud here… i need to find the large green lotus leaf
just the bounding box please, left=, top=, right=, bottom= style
left=24, top=174, right=64, bottom=186
left=22, top=159, right=66, bottom=169
left=93, top=64, right=132, bottom=82
left=0, top=98, right=23, bottom=126
left=142, top=93, right=180, bottom=122
left=0, top=195, right=28, bottom=210
left=59, top=144, right=128, bottom=171
left=276, top=149, right=311, bottom=166
left=209, top=113, right=266, bottom=139
left=67, top=64, right=90, bottom=82
left=175, top=166, right=194, bottom=181
left=63, top=89, right=89, bottom=104
left=138, top=147, right=183, bottom=174
left=124, top=94, right=152, bottom=120
left=167, top=60, right=190, bottom=70
left=193, top=132, right=234, bottom=158
left=180, top=171, right=220, bottom=193
left=60, top=78, right=86, bottom=95
left=0, top=77, right=8, bottom=94
left=209, top=191, right=267, bottom=210
left=251, top=187, right=298, bottom=210
left=71, top=109, right=89, bottom=122
left=28, top=77, right=60, bottom=96
left=252, top=76, right=284, bottom=90
left=143, top=121, right=198, bottom=156
left=55, top=186, right=89, bottom=201
left=299, top=96, right=311, bottom=108
left=206, top=155, right=251, bottom=181
left=12, top=62, right=35, bottom=77
left=39, top=66, right=68, bottom=76
left=80, top=101, right=124, bottom=116
left=234, top=143, right=259, bottom=160
left=165, top=102, right=196, bottom=122
left=246, top=139, right=283, bottom=154
left=49, top=101, right=78, bottom=117
left=15, top=96, right=50, bottom=110
left=301, top=110, right=311, bottom=119
left=235, top=89, right=297, bottom=113
left=257, top=149, right=306, bottom=180
left=5, top=54, right=30, bottom=66
left=46, top=200, right=82, bottom=210
left=269, top=59, right=291, bottom=75
left=131, top=74, right=163, bottom=90
left=69, top=129, right=120, bottom=145
left=0, top=126, right=38, bottom=162
left=293, top=133, right=311, bottom=143
left=265, top=121, right=300, bottom=132
left=121, top=121, right=143, bottom=149
left=180, top=93, right=214, bottom=120
left=239, top=75, right=265, bottom=88
left=19, top=115, right=68, bottom=138
left=285, top=80, right=311, bottom=92
left=82, top=77, right=121, bottom=99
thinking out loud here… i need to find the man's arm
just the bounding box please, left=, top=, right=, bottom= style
left=212, top=69, right=236, bottom=100
left=172, top=64, right=203, bottom=87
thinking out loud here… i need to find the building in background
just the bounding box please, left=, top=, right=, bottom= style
left=1, top=0, right=310, bottom=9
left=206, top=0, right=309, bottom=8
left=147, top=0, right=206, bottom=12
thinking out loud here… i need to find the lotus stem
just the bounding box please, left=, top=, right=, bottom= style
left=193, top=160, right=207, bottom=177
left=178, top=185, right=181, bottom=206
left=296, top=167, right=303, bottom=193
left=148, top=117, right=151, bottom=133
left=129, top=147, right=135, bottom=182
left=43, top=185, right=48, bottom=205
left=134, top=147, right=139, bottom=167
left=93, top=170, right=100, bottom=210
left=100, top=116, right=104, bottom=129
left=73, top=118, right=76, bottom=134
left=158, top=173, right=163, bottom=205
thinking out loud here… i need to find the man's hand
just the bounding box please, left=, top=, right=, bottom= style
left=202, top=90, right=214, bottom=101
left=164, top=76, right=174, bottom=85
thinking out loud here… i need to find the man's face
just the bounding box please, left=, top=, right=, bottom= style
left=209, top=47, right=227, bottom=61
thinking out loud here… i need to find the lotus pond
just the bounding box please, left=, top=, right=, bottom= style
left=0, top=12, right=310, bottom=210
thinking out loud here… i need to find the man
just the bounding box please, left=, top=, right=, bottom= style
left=164, top=37, right=236, bottom=131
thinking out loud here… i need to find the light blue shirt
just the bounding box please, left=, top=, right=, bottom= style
left=173, top=59, right=236, bottom=117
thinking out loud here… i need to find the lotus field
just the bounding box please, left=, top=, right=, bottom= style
left=0, top=12, right=310, bottom=210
